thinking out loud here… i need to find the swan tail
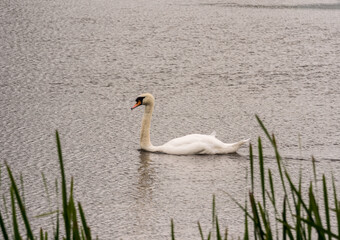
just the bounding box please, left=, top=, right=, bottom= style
left=222, top=138, right=250, bottom=154
left=234, top=138, right=250, bottom=150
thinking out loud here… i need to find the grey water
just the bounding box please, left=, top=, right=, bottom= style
left=1, top=0, right=340, bottom=239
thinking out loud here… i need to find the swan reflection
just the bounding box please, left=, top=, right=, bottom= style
left=137, top=150, right=154, bottom=203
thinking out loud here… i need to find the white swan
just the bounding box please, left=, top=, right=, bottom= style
left=131, top=93, right=249, bottom=155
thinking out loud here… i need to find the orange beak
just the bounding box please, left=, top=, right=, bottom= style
left=131, top=100, right=141, bottom=110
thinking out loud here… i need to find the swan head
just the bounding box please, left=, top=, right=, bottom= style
left=131, top=93, right=155, bottom=110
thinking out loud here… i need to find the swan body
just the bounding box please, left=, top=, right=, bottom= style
left=131, top=93, right=249, bottom=155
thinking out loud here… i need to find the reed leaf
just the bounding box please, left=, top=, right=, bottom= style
left=34, top=210, right=59, bottom=218
left=212, top=195, right=216, bottom=227
left=0, top=162, right=2, bottom=192
left=322, top=175, right=331, bottom=240
left=40, top=228, right=44, bottom=240
left=256, top=116, right=294, bottom=217
left=255, top=115, right=274, bottom=145
left=249, top=144, right=254, bottom=193
left=258, top=203, right=272, bottom=240
left=294, top=172, right=302, bottom=240
left=20, top=173, right=25, bottom=206
left=0, top=210, right=9, bottom=240
left=332, top=175, right=340, bottom=238
left=2, top=194, right=9, bottom=219
left=216, top=215, right=222, bottom=240
left=243, top=197, right=249, bottom=240
left=54, top=210, right=59, bottom=240
left=249, top=193, right=265, bottom=240
left=312, top=157, right=318, bottom=195
left=72, top=203, right=81, bottom=240
left=282, top=195, right=287, bottom=240
left=299, top=217, right=339, bottom=239
left=258, top=137, right=266, bottom=208
left=224, top=227, right=228, bottom=240
left=81, top=228, right=86, bottom=240
left=197, top=221, right=205, bottom=240
left=267, top=169, right=275, bottom=210
left=281, top=195, right=294, bottom=240
left=11, top=187, right=22, bottom=240
left=171, top=219, right=175, bottom=240
left=308, top=184, right=326, bottom=239
left=41, top=172, right=51, bottom=207
left=5, top=163, right=34, bottom=239
left=68, top=177, right=75, bottom=225
left=284, top=170, right=314, bottom=224
left=55, top=130, right=70, bottom=239
left=307, top=190, right=312, bottom=239
left=78, top=202, right=92, bottom=240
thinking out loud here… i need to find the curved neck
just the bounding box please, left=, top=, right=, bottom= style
left=140, top=103, right=154, bottom=150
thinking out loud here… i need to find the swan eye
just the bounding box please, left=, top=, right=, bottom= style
left=135, top=96, right=145, bottom=104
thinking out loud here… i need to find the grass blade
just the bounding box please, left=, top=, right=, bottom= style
left=54, top=210, right=59, bottom=240
left=255, top=115, right=274, bottom=145
left=258, top=137, right=266, bottom=208
left=224, top=227, right=228, bottom=240
left=256, top=116, right=294, bottom=217
left=309, top=184, right=326, bottom=239
left=67, top=177, right=81, bottom=240
left=2, top=194, right=9, bottom=219
left=11, top=187, right=22, bottom=240
left=197, top=221, right=205, bottom=240
left=312, top=157, right=318, bottom=195
left=285, top=171, right=315, bottom=226
left=258, top=203, right=273, bottom=240
left=322, top=175, right=331, bottom=240
left=78, top=202, right=92, bottom=240
left=281, top=195, right=294, bottom=240
left=0, top=210, right=9, bottom=240
left=295, top=172, right=302, bottom=240
left=40, top=228, right=44, bottom=240
left=55, top=130, right=70, bottom=239
left=243, top=197, right=249, bottom=240
left=332, top=175, right=340, bottom=238
left=35, top=210, right=59, bottom=218
left=249, top=193, right=265, bottom=239
left=212, top=195, right=216, bottom=228
left=6, top=163, right=34, bottom=239
left=171, top=219, right=175, bottom=240
left=20, top=173, right=25, bottom=206
left=216, top=215, right=222, bottom=240
left=249, top=144, right=254, bottom=193
left=299, top=217, right=339, bottom=239
left=72, top=203, right=80, bottom=240
left=268, top=169, right=275, bottom=209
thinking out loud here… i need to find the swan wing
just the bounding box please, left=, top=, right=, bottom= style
left=158, top=134, right=228, bottom=155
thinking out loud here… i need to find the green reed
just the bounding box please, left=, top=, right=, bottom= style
left=240, top=115, right=340, bottom=240
left=0, top=131, right=93, bottom=240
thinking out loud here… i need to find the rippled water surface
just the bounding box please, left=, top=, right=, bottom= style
left=1, top=0, right=340, bottom=239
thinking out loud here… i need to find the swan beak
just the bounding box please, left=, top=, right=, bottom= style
left=131, top=100, right=141, bottom=110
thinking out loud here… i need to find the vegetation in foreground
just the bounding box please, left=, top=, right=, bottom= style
left=0, top=131, right=94, bottom=240
left=0, top=116, right=339, bottom=239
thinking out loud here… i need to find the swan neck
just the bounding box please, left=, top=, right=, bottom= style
left=140, top=104, right=154, bottom=149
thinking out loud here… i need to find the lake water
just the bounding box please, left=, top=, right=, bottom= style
left=1, top=0, right=340, bottom=239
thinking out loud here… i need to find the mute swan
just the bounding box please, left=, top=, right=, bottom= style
left=131, top=93, right=249, bottom=155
